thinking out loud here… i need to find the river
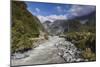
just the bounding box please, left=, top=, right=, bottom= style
left=11, top=36, right=83, bottom=66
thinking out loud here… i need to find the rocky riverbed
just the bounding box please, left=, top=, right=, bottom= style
left=11, top=36, right=84, bottom=66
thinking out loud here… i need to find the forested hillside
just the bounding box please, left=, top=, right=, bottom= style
left=11, top=1, right=44, bottom=53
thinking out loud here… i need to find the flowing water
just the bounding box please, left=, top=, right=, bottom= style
left=11, top=36, right=83, bottom=66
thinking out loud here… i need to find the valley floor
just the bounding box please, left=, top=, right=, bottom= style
left=11, top=36, right=83, bottom=66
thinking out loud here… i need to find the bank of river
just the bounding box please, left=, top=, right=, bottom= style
left=11, top=36, right=84, bottom=66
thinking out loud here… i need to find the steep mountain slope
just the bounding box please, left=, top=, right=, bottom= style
left=11, top=1, right=44, bottom=53
left=43, top=11, right=96, bottom=35
left=43, top=19, right=81, bottom=35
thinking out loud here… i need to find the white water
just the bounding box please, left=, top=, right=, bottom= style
left=11, top=36, right=83, bottom=66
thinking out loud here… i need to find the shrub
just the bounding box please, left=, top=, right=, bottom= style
left=65, top=32, right=96, bottom=60
left=82, top=48, right=96, bottom=61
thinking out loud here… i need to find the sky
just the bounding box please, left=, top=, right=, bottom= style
left=25, top=2, right=96, bottom=23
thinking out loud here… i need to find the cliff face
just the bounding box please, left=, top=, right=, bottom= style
left=11, top=1, right=44, bottom=53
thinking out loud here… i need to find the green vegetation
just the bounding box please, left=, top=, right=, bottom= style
left=82, top=48, right=96, bottom=61
left=11, top=1, right=96, bottom=61
left=66, top=32, right=95, bottom=50
left=65, top=18, right=96, bottom=61
left=66, top=32, right=96, bottom=61
left=11, top=1, right=44, bottom=53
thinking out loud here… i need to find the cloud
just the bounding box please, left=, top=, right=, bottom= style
left=37, top=15, right=52, bottom=23
left=35, top=8, right=40, bottom=13
left=37, top=15, right=67, bottom=23
left=66, top=5, right=95, bottom=18
left=47, top=15, right=67, bottom=20
left=36, top=5, right=95, bottom=23
left=56, top=6, right=62, bottom=13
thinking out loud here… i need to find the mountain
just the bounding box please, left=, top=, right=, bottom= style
left=49, top=20, right=68, bottom=35
left=11, top=1, right=44, bottom=53
left=42, top=21, right=52, bottom=34
left=43, top=11, right=96, bottom=35
left=43, top=19, right=82, bottom=35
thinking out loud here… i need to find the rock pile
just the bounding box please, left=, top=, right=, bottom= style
left=55, top=38, right=83, bottom=62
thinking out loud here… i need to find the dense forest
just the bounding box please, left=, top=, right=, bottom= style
left=11, top=1, right=44, bottom=53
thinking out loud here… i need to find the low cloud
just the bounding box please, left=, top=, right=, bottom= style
left=37, top=15, right=67, bottom=23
